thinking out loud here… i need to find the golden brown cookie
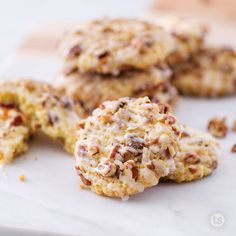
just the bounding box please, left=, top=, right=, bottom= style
left=75, top=97, right=183, bottom=199
left=172, top=47, right=236, bottom=97
left=59, top=18, right=174, bottom=75
left=55, top=67, right=179, bottom=115
left=0, top=79, right=84, bottom=154
left=167, top=127, right=220, bottom=182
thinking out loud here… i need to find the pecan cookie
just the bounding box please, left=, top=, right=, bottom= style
left=59, top=18, right=174, bottom=75
left=0, top=79, right=84, bottom=154
left=155, top=16, right=207, bottom=66
left=0, top=105, right=31, bottom=164
left=172, top=47, right=236, bottom=97
left=55, top=67, right=179, bottom=115
left=167, top=127, right=220, bottom=183
left=75, top=97, right=183, bottom=199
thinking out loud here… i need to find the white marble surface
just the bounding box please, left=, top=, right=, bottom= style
left=0, top=53, right=236, bottom=236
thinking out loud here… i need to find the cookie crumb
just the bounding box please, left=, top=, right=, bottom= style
left=231, top=144, right=236, bottom=153
left=2, top=170, right=8, bottom=178
left=80, top=183, right=88, bottom=189
left=207, top=117, right=228, bottom=138
left=18, top=174, right=26, bottom=182
left=232, top=120, right=236, bottom=132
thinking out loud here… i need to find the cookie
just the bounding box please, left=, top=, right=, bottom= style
left=59, top=18, right=174, bottom=75
left=75, top=97, right=183, bottom=199
left=167, top=127, right=220, bottom=183
left=155, top=16, right=207, bottom=66
left=0, top=105, right=31, bottom=164
left=55, top=67, right=179, bottom=115
left=172, top=47, right=236, bottom=97
left=0, top=79, right=84, bottom=154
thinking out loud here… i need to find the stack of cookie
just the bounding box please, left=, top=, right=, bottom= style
left=55, top=18, right=180, bottom=115
left=0, top=17, right=224, bottom=200
left=52, top=18, right=222, bottom=199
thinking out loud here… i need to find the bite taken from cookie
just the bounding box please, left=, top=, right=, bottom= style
left=0, top=79, right=85, bottom=155
left=0, top=105, right=32, bottom=164
left=75, top=97, right=183, bottom=199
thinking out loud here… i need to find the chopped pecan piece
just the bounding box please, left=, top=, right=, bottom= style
left=98, top=114, right=113, bottom=124
left=11, top=115, right=23, bottom=126
left=158, top=103, right=170, bottom=114
left=68, top=44, right=81, bottom=58
left=48, top=113, right=59, bottom=125
left=159, top=114, right=176, bottom=125
left=96, top=163, right=116, bottom=177
left=89, top=146, right=100, bottom=155
left=75, top=165, right=82, bottom=171
left=207, top=117, right=228, bottom=138
left=118, top=101, right=127, bottom=108
left=146, top=162, right=155, bottom=170
left=211, top=160, right=218, bottom=169
left=183, top=153, right=200, bottom=164
left=109, top=144, right=120, bottom=160
left=114, top=166, right=120, bottom=179
left=0, top=103, right=16, bottom=109
left=97, top=51, right=109, bottom=59
left=79, top=174, right=91, bottom=186
left=60, top=98, right=72, bottom=109
left=131, top=166, right=139, bottom=181
left=172, top=125, right=181, bottom=136
left=164, top=146, right=176, bottom=159
left=125, top=160, right=139, bottom=181
left=144, top=39, right=154, bottom=47
left=181, top=130, right=190, bottom=138
left=124, top=134, right=146, bottom=150
left=231, top=144, right=236, bottom=153
left=147, top=138, right=159, bottom=145
left=99, top=104, right=105, bottom=109
left=188, top=166, right=198, bottom=174
left=78, top=120, right=85, bottom=129
left=76, top=145, right=88, bottom=158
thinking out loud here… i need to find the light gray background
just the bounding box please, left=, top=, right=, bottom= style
left=0, top=0, right=152, bottom=61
